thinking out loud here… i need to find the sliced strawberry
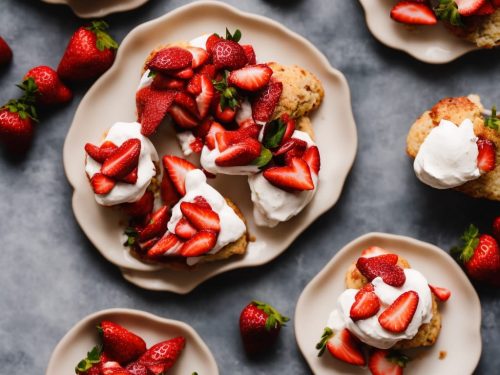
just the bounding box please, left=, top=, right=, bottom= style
left=85, top=141, right=118, bottom=163
left=368, top=349, right=408, bottom=375
left=251, top=81, right=283, bottom=123
left=429, top=284, right=451, bottom=302
left=101, top=361, right=131, bottom=375
left=242, top=44, right=256, bottom=65
left=179, top=230, right=217, bottom=257
left=274, top=138, right=308, bottom=158
left=193, top=195, right=212, bottom=209
left=119, top=168, right=138, bottom=184
left=91, top=173, right=115, bottom=195
left=477, top=138, right=496, bottom=172
left=174, top=91, right=199, bottom=118
left=194, top=116, right=213, bottom=141
left=263, top=157, right=314, bottom=191
left=350, top=284, right=380, bottom=321
left=378, top=291, right=419, bottom=333
left=162, top=155, right=197, bottom=196
left=474, top=1, right=496, bottom=15
left=205, top=122, right=225, bottom=150
left=101, top=139, right=141, bottom=179
left=146, top=232, right=183, bottom=260
left=148, top=47, right=193, bottom=72
left=152, top=74, right=185, bottom=90
left=303, top=146, right=321, bottom=175
left=186, top=74, right=202, bottom=96
left=136, top=86, right=176, bottom=136
left=215, top=124, right=262, bottom=151
left=187, top=46, right=209, bottom=69
left=180, top=201, right=220, bottom=232
left=280, top=114, right=296, bottom=145
left=215, top=137, right=262, bottom=167
left=125, top=362, right=148, bottom=375
left=136, top=237, right=159, bottom=254
left=170, top=67, right=194, bottom=80
left=138, top=337, right=185, bottom=375
left=455, top=0, right=487, bottom=15
left=212, top=40, right=247, bottom=70
left=197, top=63, right=217, bottom=79
left=121, top=191, right=155, bottom=218
left=316, top=328, right=365, bottom=366
left=206, top=34, right=222, bottom=54
left=228, top=64, right=273, bottom=92
left=175, top=217, right=198, bottom=240
left=390, top=1, right=438, bottom=25
left=168, top=104, right=199, bottom=129
left=356, top=254, right=405, bottom=287
left=195, top=75, right=215, bottom=119
left=138, top=205, right=169, bottom=241
left=160, top=168, right=181, bottom=208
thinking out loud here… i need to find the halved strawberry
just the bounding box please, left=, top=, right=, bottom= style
left=206, top=34, right=222, bottom=54
left=162, top=155, right=197, bottom=196
left=251, top=81, right=283, bottom=123
left=356, top=254, right=405, bottom=287
left=125, top=362, right=148, bottom=375
left=215, top=137, right=262, bottom=167
left=119, top=168, right=138, bottom=184
left=138, top=205, right=169, bottom=241
left=228, top=64, right=273, bottom=92
left=160, top=169, right=181, bottom=208
left=194, top=116, right=213, bottom=140
left=378, top=291, right=419, bottom=333
left=175, top=217, right=198, bottom=240
left=215, top=124, right=261, bottom=151
left=85, top=141, right=118, bottom=163
left=189, top=137, right=204, bottom=153
left=152, top=74, right=185, bottom=90
left=101, top=139, right=141, bottom=179
left=136, top=86, right=176, bottom=136
left=477, top=138, right=496, bottom=172
left=186, top=74, right=202, bottom=96
left=121, top=191, right=154, bottom=218
left=169, top=67, right=194, bottom=80
left=99, top=320, right=146, bottom=364
left=212, top=40, right=247, bottom=70
left=138, top=337, right=185, bottom=375
left=303, top=146, right=321, bottom=175
left=390, top=1, right=438, bottom=25
left=146, top=232, right=183, bottom=260
left=197, top=63, right=217, bottom=79
left=368, top=349, right=409, bottom=375
left=174, top=91, right=200, bottom=118
left=193, top=195, right=212, bottom=209
left=316, top=328, right=365, bottom=366
left=205, top=122, right=225, bottom=150
left=101, top=361, right=131, bottom=375
left=196, top=75, right=215, bottom=119
left=168, top=104, right=199, bottom=129
left=429, top=284, right=451, bottom=302
left=179, top=230, right=217, bottom=257
left=180, top=201, right=220, bottom=232
left=455, top=0, right=487, bottom=15
left=474, top=1, right=496, bottom=15
left=263, top=157, right=314, bottom=191
left=274, top=138, right=308, bottom=158
left=187, top=46, right=209, bottom=69
left=242, top=44, right=256, bottom=65
left=350, top=284, right=380, bottom=321
left=90, top=173, right=115, bottom=195
left=147, top=47, right=193, bottom=72
left=281, top=114, right=296, bottom=145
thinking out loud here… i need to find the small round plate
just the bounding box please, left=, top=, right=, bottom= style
left=46, top=308, right=218, bottom=375
left=63, top=1, right=357, bottom=293
left=41, top=0, right=149, bottom=18
left=359, top=0, right=479, bottom=64
left=295, top=232, right=481, bottom=374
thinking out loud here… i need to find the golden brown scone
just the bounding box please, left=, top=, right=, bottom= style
left=268, top=62, right=324, bottom=120
left=465, top=10, right=500, bottom=48
left=296, top=116, right=315, bottom=140
left=345, top=254, right=441, bottom=349
left=406, top=95, right=500, bottom=201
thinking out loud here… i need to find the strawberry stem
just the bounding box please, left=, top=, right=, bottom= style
left=252, top=300, right=289, bottom=331
left=485, top=106, right=499, bottom=131
left=315, top=327, right=333, bottom=357
left=75, top=345, right=102, bottom=373
left=87, top=20, right=119, bottom=52
left=450, top=224, right=479, bottom=263
left=213, top=71, right=239, bottom=110
left=434, top=0, right=463, bottom=27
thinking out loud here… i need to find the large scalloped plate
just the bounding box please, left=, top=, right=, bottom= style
left=359, top=0, right=479, bottom=64
left=41, top=0, right=149, bottom=18
left=46, top=308, right=218, bottom=375
left=295, top=232, right=481, bottom=374
left=63, top=1, right=357, bottom=293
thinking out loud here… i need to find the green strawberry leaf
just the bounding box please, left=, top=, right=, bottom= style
left=450, top=224, right=479, bottom=263
left=213, top=71, right=239, bottom=110
left=75, top=345, right=102, bottom=373
left=225, top=28, right=242, bottom=42
left=435, top=0, right=463, bottom=27
left=252, top=300, right=290, bottom=331
left=87, top=20, right=119, bottom=51
left=123, top=227, right=139, bottom=246
left=252, top=147, right=272, bottom=168
left=315, top=327, right=333, bottom=357
left=262, top=118, right=286, bottom=149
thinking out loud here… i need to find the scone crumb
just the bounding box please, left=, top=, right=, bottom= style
left=439, top=351, right=447, bottom=360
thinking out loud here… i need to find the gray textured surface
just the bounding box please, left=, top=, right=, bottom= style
left=0, top=0, right=499, bottom=374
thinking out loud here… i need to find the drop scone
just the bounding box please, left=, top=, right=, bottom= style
left=134, top=28, right=325, bottom=228
left=316, top=247, right=451, bottom=374
left=406, top=95, right=499, bottom=201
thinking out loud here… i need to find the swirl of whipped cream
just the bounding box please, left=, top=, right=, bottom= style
left=414, top=119, right=481, bottom=189
left=327, top=269, right=433, bottom=349
left=85, top=122, right=159, bottom=206
left=248, top=130, right=319, bottom=227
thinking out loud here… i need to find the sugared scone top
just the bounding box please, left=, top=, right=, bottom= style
left=407, top=95, right=500, bottom=201
left=316, top=247, right=450, bottom=370
left=123, top=155, right=247, bottom=266
left=84, top=122, right=159, bottom=206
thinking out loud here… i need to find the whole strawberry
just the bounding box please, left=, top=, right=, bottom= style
left=452, top=224, right=500, bottom=286
left=58, top=20, right=118, bottom=83
left=99, top=320, right=147, bottom=364
left=239, top=300, right=289, bottom=355
left=0, top=96, right=37, bottom=153
left=23, top=66, right=72, bottom=106
left=0, top=36, right=13, bottom=66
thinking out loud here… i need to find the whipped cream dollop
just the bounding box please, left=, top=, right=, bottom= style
left=167, top=169, right=246, bottom=265
left=414, top=119, right=481, bottom=189
left=85, top=122, right=159, bottom=206
left=248, top=130, right=318, bottom=227
left=327, top=269, right=433, bottom=349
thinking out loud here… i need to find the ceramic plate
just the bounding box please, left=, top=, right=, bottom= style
left=295, top=232, right=481, bottom=374
left=46, top=308, right=218, bottom=375
left=359, top=0, right=479, bottom=64
left=41, top=0, right=149, bottom=18
left=63, top=1, right=357, bottom=293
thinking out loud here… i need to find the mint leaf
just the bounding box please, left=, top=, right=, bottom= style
left=252, top=147, right=272, bottom=168
left=262, top=118, right=286, bottom=149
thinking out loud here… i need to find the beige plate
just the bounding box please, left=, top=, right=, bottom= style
left=359, top=0, right=478, bottom=64
left=46, top=308, right=218, bottom=375
left=41, top=0, right=149, bottom=18
left=63, top=1, right=357, bottom=293
left=295, top=232, right=481, bottom=374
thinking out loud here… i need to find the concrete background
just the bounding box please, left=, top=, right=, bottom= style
left=0, top=0, right=499, bottom=374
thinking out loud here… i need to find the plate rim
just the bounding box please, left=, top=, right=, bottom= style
left=40, top=0, right=149, bottom=18
left=294, top=231, right=482, bottom=374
